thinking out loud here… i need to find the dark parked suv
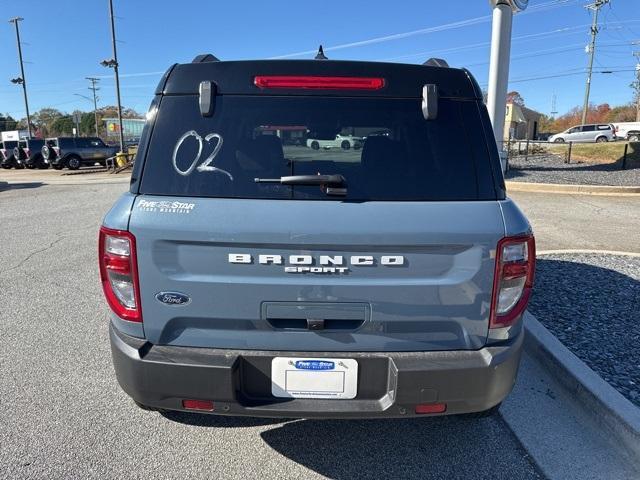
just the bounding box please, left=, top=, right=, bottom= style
left=42, top=136, right=117, bottom=170
left=101, top=55, right=535, bottom=419
left=14, top=138, right=47, bottom=169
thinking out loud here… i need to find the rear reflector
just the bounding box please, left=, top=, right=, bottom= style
left=254, top=75, right=385, bottom=90
left=415, top=403, right=447, bottom=414
left=182, top=399, right=215, bottom=411
left=489, top=234, right=536, bottom=329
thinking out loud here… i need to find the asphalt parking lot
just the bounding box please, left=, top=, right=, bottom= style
left=0, top=181, right=544, bottom=479
left=2, top=178, right=639, bottom=479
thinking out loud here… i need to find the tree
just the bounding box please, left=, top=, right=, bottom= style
left=50, top=116, right=75, bottom=136
left=606, top=103, right=637, bottom=123
left=506, top=91, right=525, bottom=107
left=31, top=108, right=64, bottom=137
left=0, top=114, right=18, bottom=131
left=80, top=112, right=98, bottom=136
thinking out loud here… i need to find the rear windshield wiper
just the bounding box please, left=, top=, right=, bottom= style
left=254, top=174, right=347, bottom=196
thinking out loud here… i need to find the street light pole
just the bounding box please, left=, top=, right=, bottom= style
left=9, top=17, right=32, bottom=138
left=86, top=77, right=101, bottom=136
left=108, top=0, right=125, bottom=152
left=581, top=0, right=609, bottom=126
left=486, top=0, right=528, bottom=171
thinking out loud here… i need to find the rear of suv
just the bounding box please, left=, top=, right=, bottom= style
left=14, top=138, right=47, bottom=169
left=101, top=56, right=535, bottom=419
left=42, top=136, right=117, bottom=170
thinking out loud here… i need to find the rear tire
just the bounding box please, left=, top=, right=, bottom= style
left=341, top=140, right=351, bottom=150
left=310, top=141, right=319, bottom=150
left=596, top=136, right=608, bottom=143
left=66, top=155, right=82, bottom=170
left=52, top=164, right=64, bottom=170
left=554, top=138, right=565, bottom=143
left=628, top=133, right=640, bottom=142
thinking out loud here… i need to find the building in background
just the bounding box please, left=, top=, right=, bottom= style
left=504, top=103, right=542, bottom=140
left=103, top=117, right=144, bottom=142
left=1, top=130, right=30, bottom=141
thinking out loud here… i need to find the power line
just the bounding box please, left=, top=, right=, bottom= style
left=272, top=0, right=578, bottom=59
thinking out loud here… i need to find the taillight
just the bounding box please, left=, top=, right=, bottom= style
left=489, top=234, right=535, bottom=329
left=98, top=226, right=142, bottom=322
left=253, top=75, right=385, bottom=90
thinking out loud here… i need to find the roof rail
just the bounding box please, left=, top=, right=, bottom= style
left=192, top=54, right=220, bottom=63
left=423, top=58, right=449, bottom=68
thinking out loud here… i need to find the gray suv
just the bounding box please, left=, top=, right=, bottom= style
left=549, top=123, right=615, bottom=143
left=101, top=56, right=535, bottom=419
left=42, top=136, right=117, bottom=170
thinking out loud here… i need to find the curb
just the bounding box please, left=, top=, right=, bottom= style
left=506, top=180, right=640, bottom=196
left=524, top=312, right=640, bottom=461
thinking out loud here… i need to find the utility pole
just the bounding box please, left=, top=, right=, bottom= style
left=581, top=0, right=610, bottom=126
left=86, top=77, right=101, bottom=136
left=101, top=0, right=125, bottom=153
left=9, top=17, right=32, bottom=138
left=633, top=51, right=640, bottom=122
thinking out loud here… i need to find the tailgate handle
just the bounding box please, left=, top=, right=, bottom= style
left=306, top=318, right=325, bottom=330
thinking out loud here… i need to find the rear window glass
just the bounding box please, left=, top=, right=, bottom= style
left=140, top=95, right=495, bottom=201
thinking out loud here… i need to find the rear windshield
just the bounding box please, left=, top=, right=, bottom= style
left=139, top=95, right=496, bottom=201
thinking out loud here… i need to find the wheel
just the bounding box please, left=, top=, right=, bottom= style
left=1, top=163, right=11, bottom=169
left=310, top=141, right=319, bottom=150
left=66, top=155, right=82, bottom=170
left=628, top=133, right=640, bottom=142
left=460, top=403, right=501, bottom=419
left=341, top=140, right=351, bottom=150
left=595, top=136, right=608, bottom=143
left=52, top=164, right=64, bottom=170
left=31, top=154, right=48, bottom=169
left=553, top=138, right=565, bottom=143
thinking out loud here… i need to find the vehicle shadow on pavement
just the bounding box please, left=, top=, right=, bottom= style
left=160, top=410, right=286, bottom=428
left=0, top=181, right=44, bottom=192
left=259, top=416, right=541, bottom=479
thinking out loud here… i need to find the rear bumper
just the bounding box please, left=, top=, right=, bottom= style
left=110, top=323, right=523, bottom=419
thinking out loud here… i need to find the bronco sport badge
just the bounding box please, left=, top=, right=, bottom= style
left=228, top=254, right=405, bottom=274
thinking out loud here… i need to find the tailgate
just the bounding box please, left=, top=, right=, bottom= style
left=129, top=197, right=504, bottom=352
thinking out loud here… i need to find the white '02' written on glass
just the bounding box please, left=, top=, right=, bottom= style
left=171, top=130, right=233, bottom=180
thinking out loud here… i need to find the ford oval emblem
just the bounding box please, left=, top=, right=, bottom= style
left=155, top=291, right=191, bottom=306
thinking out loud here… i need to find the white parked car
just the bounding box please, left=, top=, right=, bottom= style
left=307, top=134, right=363, bottom=150
left=548, top=124, right=615, bottom=143
left=612, top=122, right=640, bottom=142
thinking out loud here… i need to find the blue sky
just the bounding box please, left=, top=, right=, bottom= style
left=0, top=0, right=639, bottom=120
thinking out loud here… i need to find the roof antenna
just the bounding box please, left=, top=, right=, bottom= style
left=315, top=45, right=328, bottom=60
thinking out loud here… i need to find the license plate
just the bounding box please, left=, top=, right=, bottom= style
left=271, top=357, right=358, bottom=399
